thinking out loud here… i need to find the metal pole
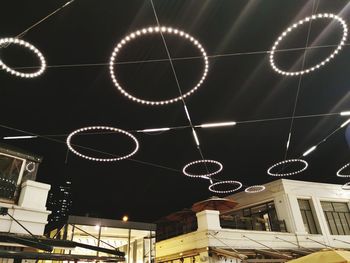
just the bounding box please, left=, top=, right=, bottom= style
left=149, top=230, right=152, bottom=263
left=69, top=224, right=75, bottom=255
left=333, top=238, right=350, bottom=246
left=127, top=229, right=131, bottom=263
left=306, top=237, right=334, bottom=248
left=96, top=225, right=102, bottom=256
left=243, top=235, right=291, bottom=258
left=275, top=236, right=316, bottom=252
left=71, top=224, right=117, bottom=249
left=207, top=232, right=240, bottom=254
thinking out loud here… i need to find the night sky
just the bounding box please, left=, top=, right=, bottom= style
left=1, top=0, right=350, bottom=222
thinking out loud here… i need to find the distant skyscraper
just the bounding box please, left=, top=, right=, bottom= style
left=46, top=181, right=73, bottom=230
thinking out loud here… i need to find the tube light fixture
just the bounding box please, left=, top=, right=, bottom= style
left=139, top=127, right=170, bottom=133
left=184, top=105, right=191, bottom=122
left=3, top=135, right=38, bottom=140
left=340, top=111, right=350, bottom=116
left=199, top=121, right=236, bottom=128
left=286, top=132, right=291, bottom=150
left=192, top=129, right=200, bottom=146
left=340, top=118, right=350, bottom=128
left=302, top=145, right=317, bottom=157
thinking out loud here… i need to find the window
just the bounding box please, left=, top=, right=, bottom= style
left=298, top=199, right=319, bottom=234
left=221, top=201, right=287, bottom=232
left=321, top=201, right=350, bottom=235
left=0, top=153, right=24, bottom=201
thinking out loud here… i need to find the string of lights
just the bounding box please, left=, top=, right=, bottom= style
left=1, top=0, right=349, bottom=193
left=270, top=13, right=347, bottom=76
left=66, top=126, right=139, bottom=162
left=109, top=26, right=209, bottom=106
left=0, top=38, right=46, bottom=78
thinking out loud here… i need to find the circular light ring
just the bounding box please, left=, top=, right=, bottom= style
left=208, top=180, right=242, bottom=194
left=183, top=160, right=223, bottom=178
left=337, top=163, right=350, bottom=177
left=66, top=126, right=139, bottom=162
left=270, top=13, right=348, bottom=76
left=342, top=182, right=350, bottom=190
left=25, top=162, right=35, bottom=172
left=0, top=37, right=46, bottom=78
left=109, top=26, right=209, bottom=105
left=267, top=159, right=308, bottom=177
left=245, top=185, right=266, bottom=193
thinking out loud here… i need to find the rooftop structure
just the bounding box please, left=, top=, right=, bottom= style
left=156, top=179, right=350, bottom=262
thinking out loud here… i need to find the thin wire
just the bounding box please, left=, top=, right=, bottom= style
left=0, top=123, right=181, bottom=174
left=236, top=112, right=340, bottom=125
left=275, top=121, right=345, bottom=173
left=0, top=117, right=347, bottom=185
left=1, top=111, right=341, bottom=138
left=0, top=1, right=75, bottom=50
left=15, top=0, right=75, bottom=39
left=150, top=0, right=210, bottom=174
left=11, top=43, right=350, bottom=70
left=283, top=0, right=318, bottom=161
left=149, top=0, right=192, bottom=124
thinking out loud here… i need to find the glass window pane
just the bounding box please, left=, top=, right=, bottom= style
left=305, top=210, right=317, bottom=234
left=0, top=154, right=23, bottom=200
left=243, top=208, right=250, bottom=216
left=345, top=213, right=350, bottom=228
left=251, top=204, right=267, bottom=215
left=339, top=213, right=350, bottom=235
left=300, top=211, right=310, bottom=233
left=321, top=202, right=333, bottom=212
left=326, top=212, right=338, bottom=235
left=298, top=199, right=319, bottom=234
left=298, top=199, right=310, bottom=210
left=333, top=203, right=349, bottom=212
left=333, top=213, right=345, bottom=235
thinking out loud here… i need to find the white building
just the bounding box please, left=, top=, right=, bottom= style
left=156, top=179, right=350, bottom=263
left=0, top=145, right=51, bottom=263
left=0, top=145, right=51, bottom=237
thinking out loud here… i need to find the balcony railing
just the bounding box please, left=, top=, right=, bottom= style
left=220, top=216, right=287, bottom=232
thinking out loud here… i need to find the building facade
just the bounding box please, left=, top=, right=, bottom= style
left=156, top=179, right=350, bottom=263
left=50, top=215, right=156, bottom=263
left=46, top=180, right=73, bottom=230
left=0, top=145, right=51, bottom=263
left=0, top=144, right=50, bottom=236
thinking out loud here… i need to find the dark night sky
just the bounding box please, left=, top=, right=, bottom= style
left=1, top=0, right=350, bottom=222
